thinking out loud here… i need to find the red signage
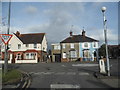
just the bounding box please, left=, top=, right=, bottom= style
left=0, top=34, right=13, bottom=45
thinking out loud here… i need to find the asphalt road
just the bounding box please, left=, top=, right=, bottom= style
left=8, top=59, right=119, bottom=88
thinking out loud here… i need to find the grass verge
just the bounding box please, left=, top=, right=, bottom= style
left=2, top=69, right=22, bottom=85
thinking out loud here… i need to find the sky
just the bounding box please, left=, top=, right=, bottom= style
left=1, top=0, right=118, bottom=49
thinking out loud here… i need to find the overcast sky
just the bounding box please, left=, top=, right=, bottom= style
left=2, top=0, right=118, bottom=49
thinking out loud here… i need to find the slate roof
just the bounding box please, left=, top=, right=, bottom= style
left=60, top=35, right=98, bottom=43
left=14, top=33, right=45, bottom=44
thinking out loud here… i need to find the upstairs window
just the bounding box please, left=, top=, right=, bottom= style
left=93, top=42, right=97, bottom=48
left=18, top=44, right=21, bottom=49
left=62, top=44, right=65, bottom=49
left=70, top=43, right=74, bottom=48
left=34, top=44, right=37, bottom=48
left=54, top=45, right=60, bottom=50
left=26, top=44, right=29, bottom=47
left=84, top=42, right=88, bottom=47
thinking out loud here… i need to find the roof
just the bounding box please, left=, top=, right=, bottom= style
left=14, top=33, right=45, bottom=44
left=60, top=35, right=98, bottom=43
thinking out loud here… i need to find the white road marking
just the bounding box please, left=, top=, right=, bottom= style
left=66, top=72, right=76, bottom=75
left=30, top=72, right=89, bottom=76
left=50, top=84, right=80, bottom=89
left=72, top=64, right=98, bottom=67
left=61, top=65, right=66, bottom=67
left=55, top=72, right=65, bottom=75
left=78, top=72, right=89, bottom=75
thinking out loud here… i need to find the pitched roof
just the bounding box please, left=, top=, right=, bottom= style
left=14, top=33, right=45, bottom=44
left=60, top=35, right=98, bottom=43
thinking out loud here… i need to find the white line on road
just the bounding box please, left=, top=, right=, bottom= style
left=66, top=72, right=76, bottom=75
left=72, top=64, right=98, bottom=67
left=78, top=72, right=89, bottom=75
left=50, top=84, right=80, bottom=89
left=55, top=72, right=65, bottom=75
left=30, top=72, right=90, bottom=76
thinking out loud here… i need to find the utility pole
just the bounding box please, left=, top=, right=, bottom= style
left=4, top=0, right=11, bottom=74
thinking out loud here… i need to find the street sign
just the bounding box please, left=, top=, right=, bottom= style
left=0, top=34, right=12, bottom=45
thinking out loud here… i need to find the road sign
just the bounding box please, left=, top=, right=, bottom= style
left=0, top=34, right=12, bottom=45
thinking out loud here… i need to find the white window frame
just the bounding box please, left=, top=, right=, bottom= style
left=18, top=44, right=21, bottom=49
left=54, top=45, right=60, bottom=50
left=16, top=54, right=21, bottom=60
left=62, top=44, right=65, bottom=49
left=25, top=53, right=36, bottom=60
left=26, top=44, right=29, bottom=48
left=70, top=51, right=77, bottom=58
left=70, top=43, right=74, bottom=48
left=34, top=44, right=37, bottom=48
left=63, top=52, right=66, bottom=58
left=82, top=42, right=90, bottom=48
left=92, top=42, right=98, bottom=48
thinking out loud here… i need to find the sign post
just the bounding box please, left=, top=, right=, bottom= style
left=0, top=34, right=12, bottom=74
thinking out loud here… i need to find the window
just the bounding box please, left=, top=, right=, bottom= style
left=62, top=44, right=65, bottom=49
left=63, top=52, right=66, bottom=58
left=34, top=44, right=37, bottom=48
left=54, top=45, right=60, bottom=50
left=18, top=44, right=21, bottom=49
left=70, top=43, right=74, bottom=48
left=16, top=54, right=21, bottom=60
left=93, top=42, right=97, bottom=48
left=70, top=51, right=77, bottom=58
left=26, top=53, right=29, bottom=59
left=25, top=53, right=36, bottom=59
left=84, top=42, right=88, bottom=47
left=26, top=44, right=29, bottom=47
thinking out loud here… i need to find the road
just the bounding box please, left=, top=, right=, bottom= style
left=8, top=59, right=119, bottom=89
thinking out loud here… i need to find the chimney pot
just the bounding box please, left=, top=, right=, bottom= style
left=82, top=30, right=85, bottom=36
left=16, top=31, right=20, bottom=36
left=70, top=31, right=73, bottom=36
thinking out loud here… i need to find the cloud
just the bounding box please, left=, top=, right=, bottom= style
left=87, top=28, right=118, bottom=45
left=24, top=6, right=38, bottom=14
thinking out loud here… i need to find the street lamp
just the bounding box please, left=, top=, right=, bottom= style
left=101, top=6, right=110, bottom=76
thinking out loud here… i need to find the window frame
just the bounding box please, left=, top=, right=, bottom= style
left=18, top=44, right=21, bottom=49
left=70, top=43, right=74, bottom=48
left=62, top=44, right=65, bottom=49
left=63, top=52, right=66, bottom=58
left=34, top=44, right=37, bottom=48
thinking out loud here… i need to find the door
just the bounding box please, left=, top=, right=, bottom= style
left=55, top=54, right=61, bottom=62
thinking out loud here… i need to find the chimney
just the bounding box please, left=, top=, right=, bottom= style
left=70, top=31, right=73, bottom=36
left=82, top=30, right=85, bottom=36
left=16, top=31, right=20, bottom=36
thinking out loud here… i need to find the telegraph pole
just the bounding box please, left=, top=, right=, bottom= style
left=4, top=0, right=11, bottom=74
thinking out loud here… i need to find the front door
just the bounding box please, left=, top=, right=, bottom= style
left=55, top=54, right=61, bottom=62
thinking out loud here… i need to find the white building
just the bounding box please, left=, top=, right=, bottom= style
left=0, top=31, right=47, bottom=63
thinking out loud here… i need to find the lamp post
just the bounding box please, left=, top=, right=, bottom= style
left=101, top=6, right=110, bottom=76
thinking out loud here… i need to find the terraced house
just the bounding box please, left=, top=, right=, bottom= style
left=52, top=30, right=99, bottom=62
left=0, top=31, right=47, bottom=63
